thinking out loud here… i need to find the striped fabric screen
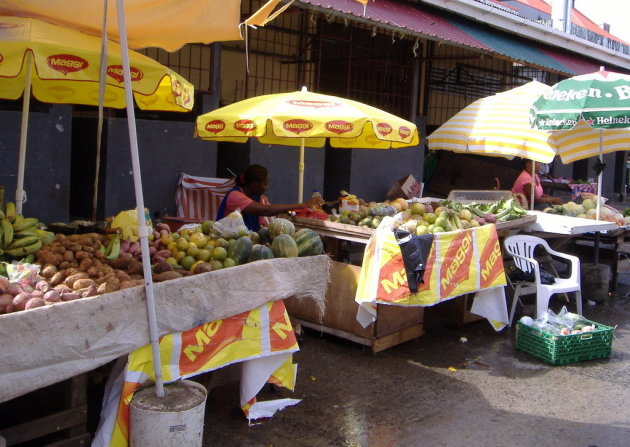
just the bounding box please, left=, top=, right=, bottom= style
left=175, top=173, right=235, bottom=220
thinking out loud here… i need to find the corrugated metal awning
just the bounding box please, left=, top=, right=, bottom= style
left=295, top=0, right=601, bottom=75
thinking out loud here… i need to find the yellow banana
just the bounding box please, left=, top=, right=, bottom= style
left=13, top=217, right=39, bottom=232
left=34, top=229, right=55, bottom=246
left=5, top=202, right=15, bottom=223
left=0, top=210, right=4, bottom=220
left=6, top=239, right=42, bottom=257
left=1, top=219, right=13, bottom=248
left=9, top=235, right=40, bottom=249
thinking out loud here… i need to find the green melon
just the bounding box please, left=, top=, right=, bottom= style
left=271, top=234, right=298, bottom=258
left=293, top=228, right=324, bottom=256
left=248, top=244, right=274, bottom=262
left=268, top=218, right=295, bottom=240
left=227, top=236, right=253, bottom=265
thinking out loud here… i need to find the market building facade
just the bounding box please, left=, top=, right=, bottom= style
left=1, top=0, right=629, bottom=222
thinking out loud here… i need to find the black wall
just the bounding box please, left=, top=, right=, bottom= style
left=0, top=104, right=72, bottom=223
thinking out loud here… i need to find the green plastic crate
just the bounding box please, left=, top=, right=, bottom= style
left=516, top=319, right=614, bottom=365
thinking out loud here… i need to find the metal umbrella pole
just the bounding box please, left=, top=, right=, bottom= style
left=116, top=0, right=164, bottom=397
left=15, top=52, right=33, bottom=215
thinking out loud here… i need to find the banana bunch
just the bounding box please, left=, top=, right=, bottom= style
left=0, top=202, right=52, bottom=260
left=98, top=234, right=121, bottom=260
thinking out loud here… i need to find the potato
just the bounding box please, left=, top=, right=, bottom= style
left=64, top=272, right=89, bottom=288
left=98, top=278, right=120, bottom=294
left=35, top=280, right=50, bottom=293
left=63, top=250, right=75, bottom=263
left=54, top=284, right=73, bottom=294
left=61, top=292, right=80, bottom=301
left=25, top=298, right=45, bottom=310
left=0, top=294, right=13, bottom=307
left=153, top=261, right=172, bottom=274
left=68, top=234, right=81, bottom=242
left=58, top=261, right=71, bottom=270
left=192, top=262, right=212, bottom=275
left=79, top=257, right=93, bottom=272
left=75, top=251, right=89, bottom=261
left=127, top=260, right=144, bottom=276
left=41, top=264, right=58, bottom=279
left=13, top=292, right=33, bottom=311
left=94, top=250, right=106, bottom=261
left=119, top=280, right=139, bottom=290
left=31, top=290, right=44, bottom=299
left=81, top=284, right=98, bottom=298
left=54, top=233, right=67, bottom=243
left=116, top=270, right=131, bottom=283
left=154, top=271, right=183, bottom=282
left=6, top=283, right=23, bottom=296
left=44, top=290, right=61, bottom=303
left=73, top=278, right=96, bottom=290
left=86, top=266, right=99, bottom=278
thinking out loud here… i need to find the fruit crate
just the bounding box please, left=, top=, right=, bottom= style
left=515, top=320, right=614, bottom=365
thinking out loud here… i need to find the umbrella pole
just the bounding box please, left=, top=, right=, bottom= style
left=298, top=138, right=305, bottom=203
left=16, top=52, right=33, bottom=216
left=93, top=0, right=109, bottom=222
left=117, top=0, right=164, bottom=398
left=530, top=161, right=535, bottom=210
left=594, top=130, right=604, bottom=265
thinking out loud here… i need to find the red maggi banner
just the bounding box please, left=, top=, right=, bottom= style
left=97, top=301, right=298, bottom=447
left=357, top=224, right=506, bottom=308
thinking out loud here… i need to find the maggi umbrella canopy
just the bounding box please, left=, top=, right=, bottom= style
left=530, top=68, right=630, bottom=220
left=427, top=81, right=556, bottom=208
left=196, top=87, right=420, bottom=202
left=0, top=15, right=194, bottom=215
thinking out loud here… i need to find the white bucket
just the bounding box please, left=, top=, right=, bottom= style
left=130, top=380, right=207, bottom=447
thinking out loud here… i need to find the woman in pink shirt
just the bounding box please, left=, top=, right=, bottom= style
left=512, top=159, right=562, bottom=209
left=216, top=164, right=323, bottom=231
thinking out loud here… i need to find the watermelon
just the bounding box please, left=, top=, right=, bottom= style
left=268, top=218, right=295, bottom=240
left=258, top=227, right=272, bottom=244
left=271, top=234, right=298, bottom=258
left=248, top=244, right=274, bottom=262
left=227, top=236, right=253, bottom=265
left=293, top=228, right=324, bottom=256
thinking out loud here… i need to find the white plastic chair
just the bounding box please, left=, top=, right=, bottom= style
left=503, top=235, right=582, bottom=325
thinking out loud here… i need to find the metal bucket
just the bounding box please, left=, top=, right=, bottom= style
left=130, top=380, right=207, bottom=447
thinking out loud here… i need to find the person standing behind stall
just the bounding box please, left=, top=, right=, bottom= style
left=511, top=159, right=562, bottom=210
left=216, top=164, right=323, bottom=231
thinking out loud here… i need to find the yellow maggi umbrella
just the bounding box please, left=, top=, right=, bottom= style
left=0, top=15, right=195, bottom=215
left=196, top=87, right=420, bottom=202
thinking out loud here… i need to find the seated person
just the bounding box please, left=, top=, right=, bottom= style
left=512, top=159, right=562, bottom=210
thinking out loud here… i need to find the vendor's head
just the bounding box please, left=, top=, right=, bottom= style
left=236, top=164, right=269, bottom=195
left=523, top=159, right=543, bottom=174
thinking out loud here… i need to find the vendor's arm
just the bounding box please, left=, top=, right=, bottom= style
left=243, top=196, right=323, bottom=217
left=523, top=183, right=562, bottom=205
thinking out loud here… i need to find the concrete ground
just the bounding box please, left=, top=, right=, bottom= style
left=201, top=277, right=630, bottom=447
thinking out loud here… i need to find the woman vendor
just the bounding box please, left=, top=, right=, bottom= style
left=216, top=164, right=324, bottom=231
left=512, top=159, right=562, bottom=209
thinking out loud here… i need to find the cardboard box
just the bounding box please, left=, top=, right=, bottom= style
left=386, top=174, right=423, bottom=201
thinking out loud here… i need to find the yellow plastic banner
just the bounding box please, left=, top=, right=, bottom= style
left=100, top=301, right=298, bottom=447
left=356, top=224, right=506, bottom=307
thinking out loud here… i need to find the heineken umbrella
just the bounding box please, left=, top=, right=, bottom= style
left=427, top=81, right=556, bottom=209
left=196, top=87, right=420, bottom=202
left=530, top=68, right=630, bottom=221
left=0, top=15, right=194, bottom=215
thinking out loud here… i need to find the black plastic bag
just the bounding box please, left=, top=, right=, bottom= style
left=506, top=264, right=556, bottom=285
left=393, top=229, right=435, bottom=293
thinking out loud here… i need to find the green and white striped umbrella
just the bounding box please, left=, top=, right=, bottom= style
left=530, top=68, right=630, bottom=222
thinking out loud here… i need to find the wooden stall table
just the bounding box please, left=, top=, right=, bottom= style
left=287, top=215, right=537, bottom=352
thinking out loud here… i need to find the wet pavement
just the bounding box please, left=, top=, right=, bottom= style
left=200, top=277, right=630, bottom=447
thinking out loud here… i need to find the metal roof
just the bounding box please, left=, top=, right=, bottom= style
left=295, top=0, right=608, bottom=75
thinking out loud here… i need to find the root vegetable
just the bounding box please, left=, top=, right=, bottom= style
left=73, top=278, right=96, bottom=290
left=127, top=261, right=144, bottom=276
left=64, top=272, right=89, bottom=288
left=156, top=223, right=170, bottom=233
left=79, top=258, right=93, bottom=272
left=149, top=246, right=157, bottom=256
left=13, top=293, right=33, bottom=311
left=153, top=262, right=172, bottom=274
left=41, top=265, right=58, bottom=279
left=7, top=283, right=23, bottom=296
left=44, top=290, right=61, bottom=302
left=63, top=251, right=75, bottom=263
left=35, top=280, right=50, bottom=293
left=25, top=298, right=45, bottom=310
left=154, top=249, right=171, bottom=259
left=116, top=270, right=131, bottom=283
left=154, top=271, right=183, bottom=282
left=31, top=290, right=44, bottom=299
left=0, top=294, right=13, bottom=307
left=87, top=266, right=98, bottom=278
left=80, top=284, right=98, bottom=298
left=61, top=292, right=80, bottom=301
left=58, top=261, right=71, bottom=270
left=119, top=280, right=139, bottom=290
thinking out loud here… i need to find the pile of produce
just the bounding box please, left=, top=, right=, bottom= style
left=0, top=210, right=324, bottom=315
left=544, top=198, right=629, bottom=226
left=519, top=308, right=600, bottom=336
left=329, top=197, right=528, bottom=234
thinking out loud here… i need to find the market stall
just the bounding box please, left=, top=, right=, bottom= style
left=285, top=197, right=537, bottom=352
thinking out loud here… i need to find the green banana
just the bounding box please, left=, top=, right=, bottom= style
left=9, top=235, right=40, bottom=250
left=14, top=230, right=38, bottom=238
left=5, top=202, right=15, bottom=223
left=34, top=229, right=55, bottom=246
left=1, top=219, right=13, bottom=248
left=13, top=217, right=39, bottom=232
left=6, top=239, right=42, bottom=257
left=0, top=210, right=4, bottom=220
left=105, top=234, right=121, bottom=260
left=23, top=254, right=35, bottom=264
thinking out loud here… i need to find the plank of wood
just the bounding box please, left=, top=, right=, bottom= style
left=0, top=406, right=87, bottom=445
left=45, top=434, right=91, bottom=447
left=371, top=324, right=424, bottom=354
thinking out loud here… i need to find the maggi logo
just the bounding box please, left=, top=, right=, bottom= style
left=283, top=119, right=313, bottom=134
left=47, top=54, right=89, bottom=75
left=481, top=240, right=501, bottom=282
left=183, top=321, right=222, bottom=361
left=107, top=65, right=144, bottom=83
left=325, top=120, right=353, bottom=135
left=380, top=267, right=407, bottom=295
left=440, top=232, right=472, bottom=290
left=205, top=120, right=225, bottom=134
left=234, top=119, right=257, bottom=134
